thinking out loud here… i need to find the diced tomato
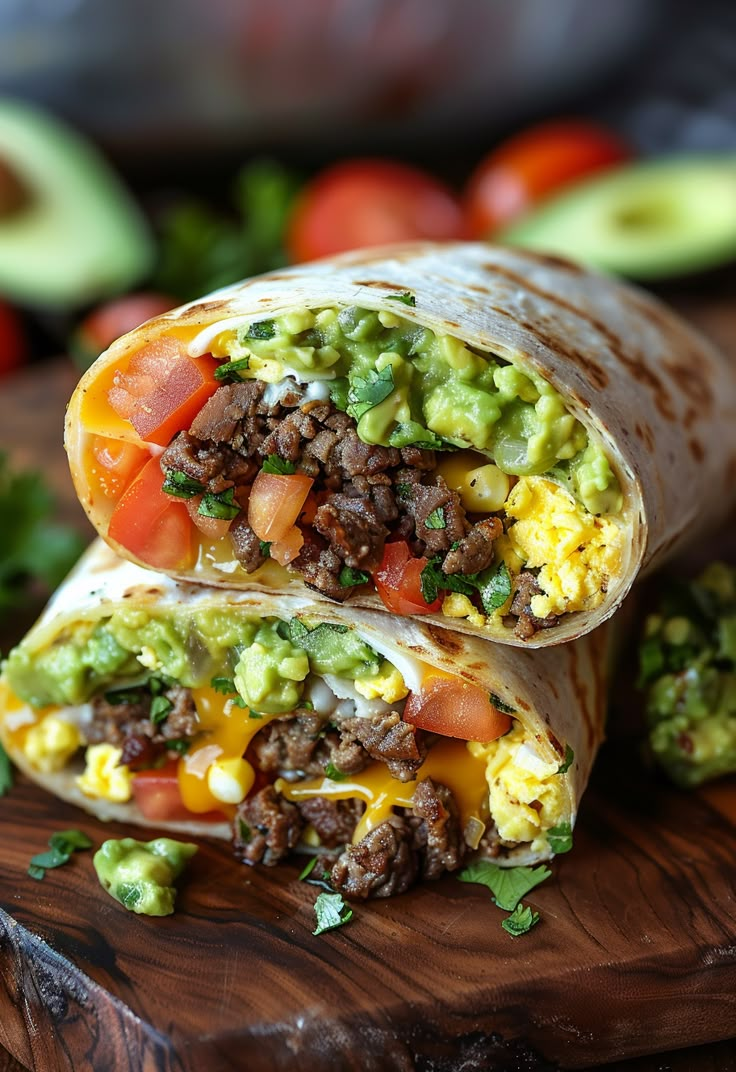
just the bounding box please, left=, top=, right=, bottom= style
left=87, top=435, right=149, bottom=500
left=248, top=471, right=314, bottom=543
left=463, top=119, right=631, bottom=237
left=132, top=761, right=224, bottom=822
left=270, top=526, right=304, bottom=566
left=287, top=158, right=465, bottom=262
left=108, top=337, right=220, bottom=447
left=374, top=541, right=441, bottom=616
left=185, top=496, right=234, bottom=540
left=404, top=675, right=512, bottom=742
left=108, top=455, right=195, bottom=571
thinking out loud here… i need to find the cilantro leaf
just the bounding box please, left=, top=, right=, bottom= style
left=547, top=822, right=573, bottom=854
left=346, top=365, right=395, bottom=422
left=246, top=319, right=276, bottom=340
left=209, top=676, right=247, bottom=708
left=260, top=540, right=271, bottom=558
left=387, top=422, right=455, bottom=451
left=261, top=455, right=297, bottom=475
left=424, top=507, right=446, bottom=530
left=49, top=830, right=93, bottom=854
left=165, top=739, right=191, bottom=755
left=338, top=566, right=370, bottom=588
left=501, top=903, right=540, bottom=937
left=324, top=762, right=348, bottom=782
left=457, top=860, right=551, bottom=911
left=313, top=891, right=354, bottom=935
left=489, top=692, right=516, bottom=715
left=28, top=828, right=93, bottom=880
left=477, top=561, right=512, bottom=613
left=557, top=744, right=575, bottom=775
left=329, top=378, right=350, bottom=412
left=162, top=470, right=205, bottom=499
left=299, top=856, right=318, bottom=881
left=198, top=487, right=240, bottom=520
left=386, top=291, right=416, bottom=307
left=150, top=695, right=174, bottom=724
left=0, top=740, right=13, bottom=797
left=214, top=356, right=250, bottom=382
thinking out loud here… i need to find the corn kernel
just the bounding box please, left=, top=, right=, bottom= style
left=460, top=464, right=510, bottom=512
left=24, top=715, right=82, bottom=774
left=76, top=744, right=132, bottom=802
left=207, top=756, right=254, bottom=804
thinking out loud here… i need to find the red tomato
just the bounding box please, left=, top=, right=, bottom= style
left=248, top=471, right=314, bottom=542
left=287, top=159, right=465, bottom=262
left=132, top=762, right=223, bottom=822
left=270, top=526, right=304, bottom=566
left=108, top=337, right=220, bottom=447
left=74, top=292, right=176, bottom=368
left=0, top=301, right=27, bottom=376
left=186, top=496, right=234, bottom=540
left=108, top=455, right=195, bottom=571
left=374, top=541, right=441, bottom=616
left=88, top=435, right=149, bottom=500
left=404, top=676, right=512, bottom=742
left=464, top=120, right=631, bottom=237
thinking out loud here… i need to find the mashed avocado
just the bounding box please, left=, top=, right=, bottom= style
left=4, top=607, right=387, bottom=714
left=215, top=304, right=619, bottom=514
left=638, top=563, right=736, bottom=787
left=93, top=837, right=197, bottom=916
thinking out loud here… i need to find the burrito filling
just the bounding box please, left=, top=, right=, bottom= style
left=3, top=606, right=570, bottom=899
left=85, top=305, right=624, bottom=639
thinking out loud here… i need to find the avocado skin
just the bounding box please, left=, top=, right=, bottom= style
left=0, top=98, right=153, bottom=308
left=501, top=156, right=736, bottom=281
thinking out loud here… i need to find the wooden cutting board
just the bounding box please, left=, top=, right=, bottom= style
left=1, top=338, right=735, bottom=1072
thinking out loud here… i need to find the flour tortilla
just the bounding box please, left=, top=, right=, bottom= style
left=66, top=242, right=736, bottom=646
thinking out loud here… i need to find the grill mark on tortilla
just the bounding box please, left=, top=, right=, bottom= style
left=689, top=437, right=705, bottom=463
left=527, top=253, right=585, bottom=274
left=663, top=359, right=714, bottom=408
left=354, top=280, right=413, bottom=293
left=634, top=422, right=655, bottom=451
left=425, top=626, right=465, bottom=654
left=683, top=406, right=698, bottom=431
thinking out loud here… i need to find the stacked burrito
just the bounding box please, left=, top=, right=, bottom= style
left=2, top=243, right=735, bottom=899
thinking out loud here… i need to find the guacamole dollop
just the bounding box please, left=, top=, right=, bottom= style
left=93, top=837, right=197, bottom=916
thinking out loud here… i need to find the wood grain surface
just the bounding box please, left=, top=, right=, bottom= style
left=0, top=333, right=735, bottom=1072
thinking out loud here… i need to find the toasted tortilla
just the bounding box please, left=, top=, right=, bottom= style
left=0, top=540, right=611, bottom=865
left=66, top=242, right=736, bottom=646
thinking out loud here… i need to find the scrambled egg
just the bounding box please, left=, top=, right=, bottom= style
left=24, top=714, right=82, bottom=774
left=76, top=744, right=133, bottom=803
left=468, top=724, right=566, bottom=852
left=354, top=664, right=408, bottom=703
left=506, top=477, right=623, bottom=618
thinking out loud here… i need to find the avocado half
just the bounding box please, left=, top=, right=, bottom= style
left=0, top=98, right=153, bottom=308
left=500, top=157, right=736, bottom=280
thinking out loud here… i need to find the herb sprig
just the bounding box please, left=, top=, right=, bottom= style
left=28, top=829, right=93, bottom=881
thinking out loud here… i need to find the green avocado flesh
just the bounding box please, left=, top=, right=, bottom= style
left=0, top=99, right=153, bottom=308
left=638, top=562, right=736, bottom=787
left=93, top=837, right=197, bottom=916
left=4, top=607, right=383, bottom=715
left=500, top=157, right=736, bottom=281
left=220, top=305, right=620, bottom=516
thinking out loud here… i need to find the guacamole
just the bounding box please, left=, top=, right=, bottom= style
left=3, top=607, right=389, bottom=714
left=213, top=305, right=619, bottom=516
left=93, top=837, right=197, bottom=916
left=638, top=562, right=736, bottom=787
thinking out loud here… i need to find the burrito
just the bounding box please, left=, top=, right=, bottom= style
left=0, top=541, right=609, bottom=898
left=65, top=243, right=736, bottom=646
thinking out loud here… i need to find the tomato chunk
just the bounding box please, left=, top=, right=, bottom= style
left=374, top=541, right=441, bottom=616
left=108, top=337, right=220, bottom=447
left=404, top=676, right=512, bottom=742
left=108, top=455, right=195, bottom=571
left=87, top=435, right=149, bottom=500
left=185, top=496, right=234, bottom=540
left=132, top=762, right=224, bottom=822
left=248, top=471, right=314, bottom=543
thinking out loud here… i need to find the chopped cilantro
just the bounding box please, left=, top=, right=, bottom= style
left=238, top=820, right=252, bottom=843
left=324, top=762, right=348, bottom=782
left=329, top=378, right=350, bottom=412
left=198, top=487, right=240, bottom=520
left=313, top=891, right=354, bottom=935
left=162, top=470, right=205, bottom=499
left=150, top=695, right=174, bottom=725
left=458, top=860, right=551, bottom=911
left=547, top=822, right=573, bottom=854
left=260, top=540, right=271, bottom=558
left=489, top=692, right=516, bottom=715
left=246, top=319, right=276, bottom=340
left=346, top=365, right=395, bottom=422
left=557, top=744, right=575, bottom=775
left=0, top=740, right=12, bottom=797
left=165, top=739, right=190, bottom=755
left=424, top=507, right=446, bottom=530
left=338, top=566, right=370, bottom=588
left=261, top=455, right=297, bottom=475
left=387, top=422, right=455, bottom=450
left=214, top=355, right=250, bottom=382
left=477, top=562, right=512, bottom=613
left=501, top=903, right=540, bottom=937
left=299, top=856, right=318, bottom=881
left=210, top=676, right=247, bottom=708
left=386, top=291, right=416, bottom=307
left=50, top=830, right=93, bottom=855
left=28, top=829, right=93, bottom=881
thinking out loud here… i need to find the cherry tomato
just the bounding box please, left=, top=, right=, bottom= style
left=132, top=761, right=223, bottom=822
left=464, top=119, right=631, bottom=237
left=108, top=337, right=220, bottom=447
left=248, top=471, right=314, bottom=542
left=0, top=301, right=27, bottom=376
left=73, top=292, right=175, bottom=369
left=108, top=455, right=195, bottom=571
left=287, top=159, right=465, bottom=262
left=374, top=541, right=441, bottom=616
left=404, top=675, right=512, bottom=742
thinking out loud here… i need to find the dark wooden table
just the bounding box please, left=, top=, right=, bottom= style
left=0, top=312, right=735, bottom=1071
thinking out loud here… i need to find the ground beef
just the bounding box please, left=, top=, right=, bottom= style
left=404, top=476, right=468, bottom=556
left=160, top=432, right=255, bottom=492
left=190, top=380, right=266, bottom=444
left=329, top=817, right=419, bottom=900
left=232, top=786, right=304, bottom=866
left=87, top=685, right=198, bottom=747
left=410, top=778, right=466, bottom=880
left=336, top=710, right=425, bottom=782
left=293, top=540, right=356, bottom=601
left=229, top=514, right=267, bottom=573
left=509, top=571, right=560, bottom=640
left=296, top=797, right=363, bottom=849
left=442, top=517, right=503, bottom=576
left=335, top=430, right=401, bottom=478
left=260, top=410, right=318, bottom=463
left=312, top=495, right=388, bottom=571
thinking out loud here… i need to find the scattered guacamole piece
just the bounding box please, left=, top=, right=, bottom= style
left=93, top=837, right=197, bottom=916
left=638, top=563, right=736, bottom=787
